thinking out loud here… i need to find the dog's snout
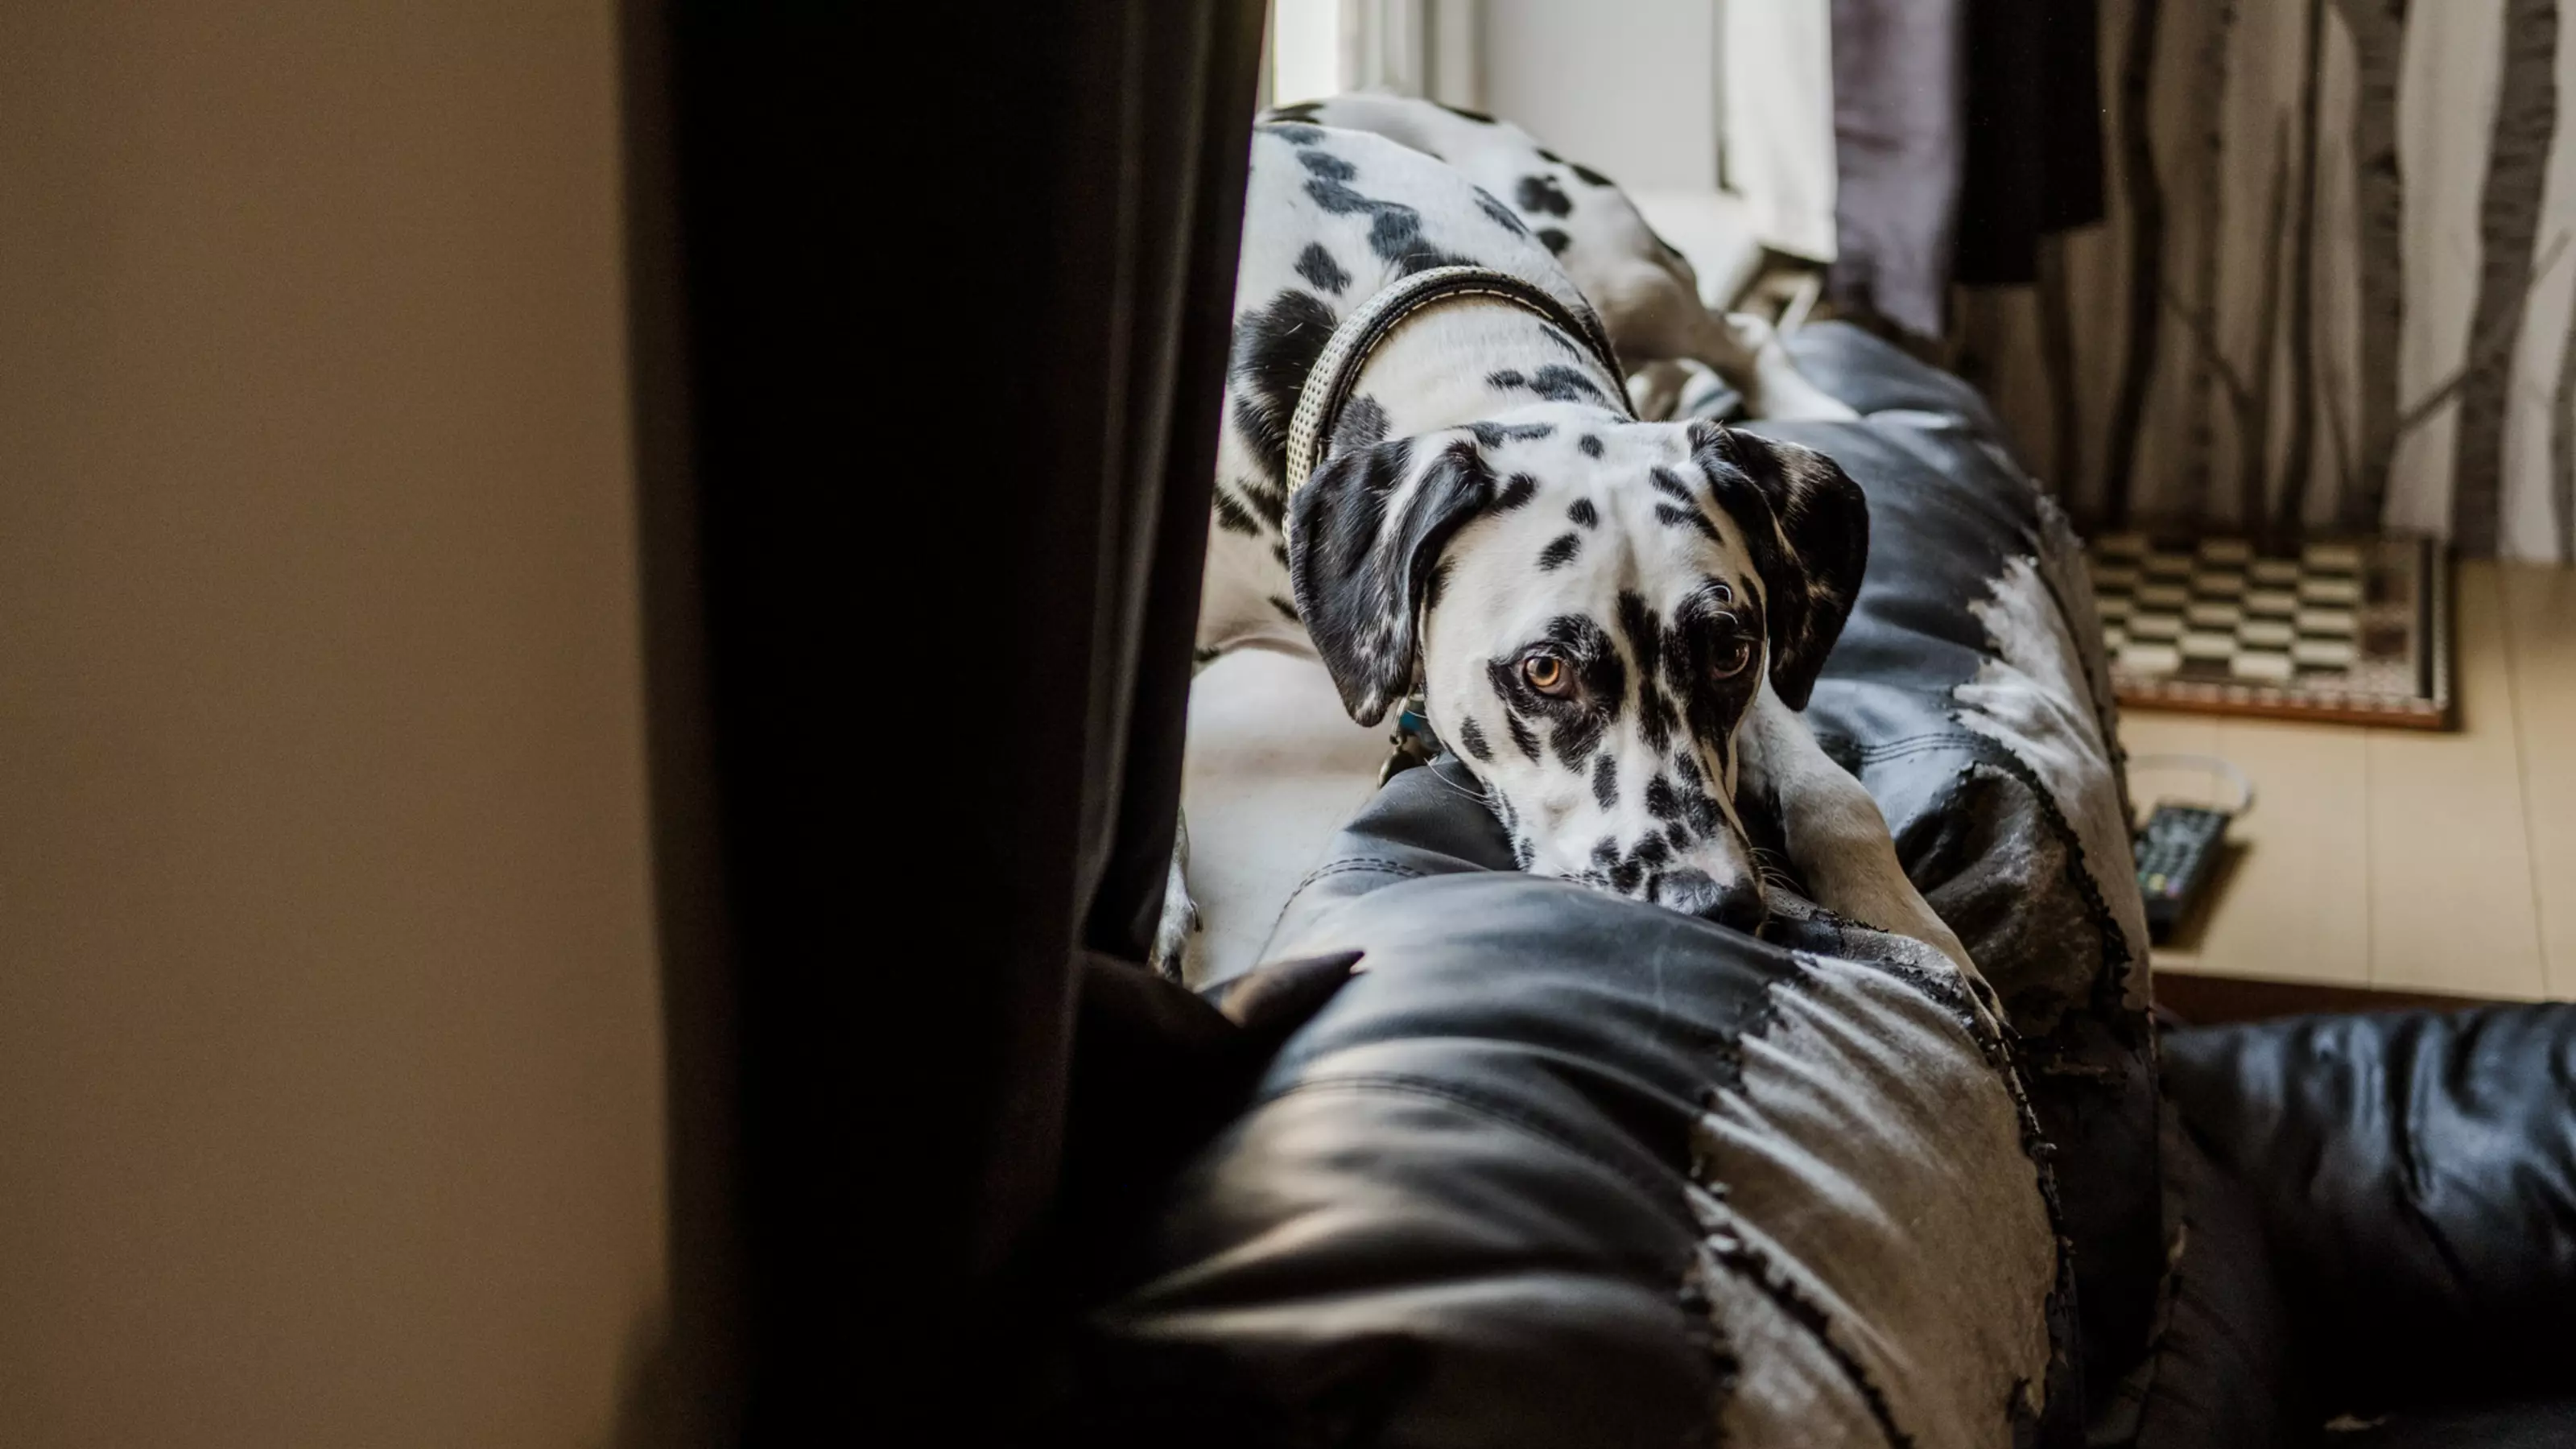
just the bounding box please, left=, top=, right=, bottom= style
left=1652, top=868, right=1768, bottom=935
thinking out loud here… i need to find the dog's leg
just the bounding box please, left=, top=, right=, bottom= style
left=1595, top=254, right=1857, bottom=423
left=1627, top=358, right=1693, bottom=422
left=1150, top=809, right=1200, bottom=983
left=1695, top=311, right=1858, bottom=423
left=1743, top=691, right=1983, bottom=987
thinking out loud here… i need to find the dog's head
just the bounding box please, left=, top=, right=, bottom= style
left=1289, top=405, right=1867, bottom=931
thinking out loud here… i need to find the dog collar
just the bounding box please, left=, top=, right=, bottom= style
left=1283, top=265, right=1627, bottom=495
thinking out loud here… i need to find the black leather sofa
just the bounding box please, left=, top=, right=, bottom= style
left=1042, top=325, right=2576, bottom=1447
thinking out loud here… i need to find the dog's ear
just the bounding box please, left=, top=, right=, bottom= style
left=1690, top=425, right=1868, bottom=710
left=1288, top=431, right=1500, bottom=725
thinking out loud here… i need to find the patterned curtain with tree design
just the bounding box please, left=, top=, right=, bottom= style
left=1963, top=0, right=2576, bottom=563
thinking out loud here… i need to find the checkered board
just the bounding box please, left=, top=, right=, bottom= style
left=2085, top=533, right=2452, bottom=729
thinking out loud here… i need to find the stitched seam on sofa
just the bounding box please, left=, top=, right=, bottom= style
left=1288, top=856, right=1432, bottom=892
left=1265, top=1071, right=1685, bottom=1209
left=1807, top=728, right=1990, bottom=763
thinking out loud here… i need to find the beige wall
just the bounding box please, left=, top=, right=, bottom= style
left=0, top=5, right=668, bottom=1446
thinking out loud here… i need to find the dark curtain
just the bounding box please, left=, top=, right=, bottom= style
left=1955, top=0, right=2110, bottom=286
left=1829, top=0, right=1969, bottom=341
left=621, top=1, right=1263, bottom=1436
left=1831, top=0, right=2106, bottom=337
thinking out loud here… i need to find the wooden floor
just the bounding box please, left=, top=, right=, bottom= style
left=2133, top=560, right=2576, bottom=1001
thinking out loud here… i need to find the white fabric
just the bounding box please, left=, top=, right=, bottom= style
left=1722, top=0, right=1840, bottom=262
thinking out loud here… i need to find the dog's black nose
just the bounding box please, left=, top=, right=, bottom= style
left=1652, top=868, right=1768, bottom=935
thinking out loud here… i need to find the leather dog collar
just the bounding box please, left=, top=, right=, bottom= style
left=1283, top=265, right=1628, bottom=495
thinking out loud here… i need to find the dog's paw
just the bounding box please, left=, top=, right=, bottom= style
left=1725, top=312, right=1860, bottom=423
left=1149, top=879, right=1201, bottom=983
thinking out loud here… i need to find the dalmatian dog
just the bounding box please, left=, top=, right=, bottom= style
left=1174, top=116, right=1975, bottom=989
left=1265, top=93, right=1857, bottom=424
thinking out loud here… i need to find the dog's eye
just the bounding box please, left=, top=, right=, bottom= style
left=1710, top=638, right=1754, bottom=679
left=1522, top=652, right=1574, bottom=697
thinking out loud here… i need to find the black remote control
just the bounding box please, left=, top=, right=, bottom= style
left=2135, top=803, right=2231, bottom=943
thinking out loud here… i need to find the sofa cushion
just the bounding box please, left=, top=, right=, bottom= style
left=2162, top=1006, right=2576, bottom=1416
left=1070, top=762, right=2072, bottom=1447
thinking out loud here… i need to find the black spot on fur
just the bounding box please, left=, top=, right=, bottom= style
left=1212, top=488, right=1261, bottom=536
left=1472, top=188, right=1530, bottom=235
left=1294, top=242, right=1352, bottom=295
left=1688, top=786, right=1724, bottom=839
left=1438, top=101, right=1501, bottom=125
left=1515, top=174, right=1573, bottom=217
left=1567, top=498, right=1599, bottom=528
left=1303, top=175, right=1475, bottom=275
left=1570, top=160, right=1616, bottom=188
left=1538, top=532, right=1582, bottom=571
left=1639, top=680, right=1678, bottom=754
left=1621, top=590, right=1677, bottom=753
left=1269, top=594, right=1301, bottom=623
left=1668, top=751, right=1725, bottom=836
left=1231, top=289, right=1338, bottom=482
left=1457, top=716, right=1492, bottom=762
left=1533, top=365, right=1604, bottom=402
left=1645, top=773, right=1682, bottom=822
left=1537, top=147, right=1564, bottom=163
left=1265, top=122, right=1327, bottom=146
left=1591, top=753, right=1618, bottom=809
left=1579, top=435, right=1604, bottom=459
left=1505, top=711, right=1542, bottom=764
left=1656, top=502, right=1723, bottom=544
left=1511, top=833, right=1537, bottom=869
left=1489, top=364, right=1604, bottom=404
left=1297, top=148, right=1357, bottom=182
left=1536, top=227, right=1571, bottom=255
left=1269, top=539, right=1291, bottom=571
left=1616, top=590, right=1666, bottom=667
left=1494, top=473, right=1538, bottom=511
left=1468, top=420, right=1555, bottom=448
left=1649, top=467, right=1698, bottom=506
left=1241, top=477, right=1287, bottom=530
left=1331, top=394, right=1389, bottom=456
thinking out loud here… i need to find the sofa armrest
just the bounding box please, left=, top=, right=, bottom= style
left=2162, top=1006, right=2576, bottom=1410
left=1063, top=763, right=2074, bottom=1446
